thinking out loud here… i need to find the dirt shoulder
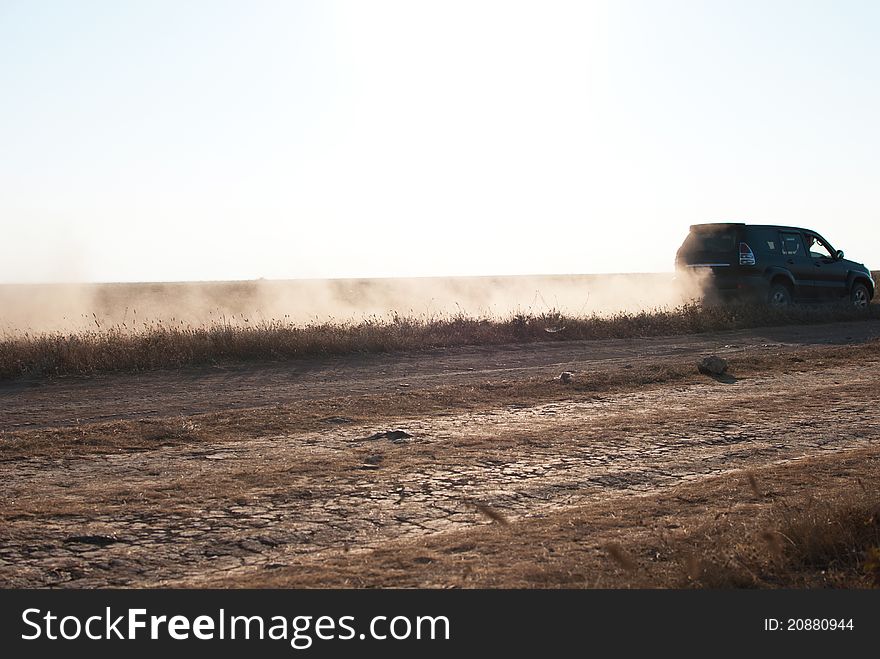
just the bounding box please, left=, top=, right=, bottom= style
left=208, top=445, right=880, bottom=589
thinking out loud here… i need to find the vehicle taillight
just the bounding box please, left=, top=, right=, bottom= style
left=739, top=242, right=756, bottom=266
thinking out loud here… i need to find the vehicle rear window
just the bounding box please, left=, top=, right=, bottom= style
left=745, top=228, right=778, bottom=254
left=681, top=228, right=737, bottom=254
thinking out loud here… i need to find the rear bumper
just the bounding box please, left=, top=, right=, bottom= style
left=679, top=270, right=770, bottom=302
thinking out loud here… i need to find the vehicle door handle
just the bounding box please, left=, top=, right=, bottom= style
left=787, top=259, right=794, bottom=264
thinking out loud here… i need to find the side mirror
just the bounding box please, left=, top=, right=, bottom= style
left=835, top=250, right=844, bottom=260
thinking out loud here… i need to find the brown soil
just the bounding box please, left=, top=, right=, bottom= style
left=1, top=320, right=879, bottom=588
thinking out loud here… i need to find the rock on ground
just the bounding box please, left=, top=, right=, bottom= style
left=698, top=355, right=728, bottom=376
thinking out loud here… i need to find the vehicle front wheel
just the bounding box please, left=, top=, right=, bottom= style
left=768, top=283, right=792, bottom=306
left=851, top=282, right=870, bottom=309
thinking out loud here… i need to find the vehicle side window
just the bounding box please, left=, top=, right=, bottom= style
left=780, top=232, right=805, bottom=257
left=748, top=229, right=777, bottom=254
left=804, top=234, right=834, bottom=260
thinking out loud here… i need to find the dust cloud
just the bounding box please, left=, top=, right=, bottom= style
left=0, top=272, right=708, bottom=334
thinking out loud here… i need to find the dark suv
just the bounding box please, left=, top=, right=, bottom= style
left=675, top=223, right=874, bottom=307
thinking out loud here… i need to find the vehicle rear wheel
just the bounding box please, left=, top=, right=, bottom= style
left=851, top=282, right=870, bottom=309
left=768, top=283, right=792, bottom=306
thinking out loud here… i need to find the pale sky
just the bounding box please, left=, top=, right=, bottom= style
left=1, top=0, right=878, bottom=282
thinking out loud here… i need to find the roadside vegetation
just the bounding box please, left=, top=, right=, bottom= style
left=678, top=473, right=880, bottom=588
left=2, top=301, right=879, bottom=380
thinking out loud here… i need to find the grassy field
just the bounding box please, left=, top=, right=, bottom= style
left=2, top=301, right=879, bottom=380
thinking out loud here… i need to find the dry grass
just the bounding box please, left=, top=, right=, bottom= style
left=773, top=488, right=880, bottom=585
left=680, top=474, right=880, bottom=589
left=2, top=302, right=878, bottom=380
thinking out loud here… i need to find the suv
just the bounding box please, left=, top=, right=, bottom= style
left=675, top=223, right=874, bottom=307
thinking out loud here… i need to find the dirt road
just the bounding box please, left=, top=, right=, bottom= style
left=2, top=320, right=878, bottom=430
left=1, top=320, right=879, bottom=588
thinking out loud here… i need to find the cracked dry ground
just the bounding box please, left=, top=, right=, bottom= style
left=1, top=321, right=880, bottom=588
